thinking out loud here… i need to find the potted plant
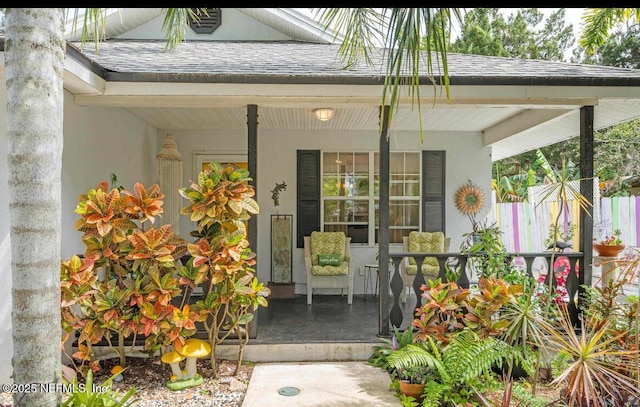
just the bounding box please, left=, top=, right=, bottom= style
left=593, top=228, right=625, bottom=257
left=460, top=219, right=513, bottom=280
left=367, top=326, right=415, bottom=374
left=396, top=365, right=429, bottom=402
left=388, top=329, right=509, bottom=407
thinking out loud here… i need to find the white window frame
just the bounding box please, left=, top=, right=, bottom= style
left=320, top=151, right=421, bottom=246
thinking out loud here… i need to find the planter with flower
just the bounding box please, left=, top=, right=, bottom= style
left=593, top=229, right=624, bottom=257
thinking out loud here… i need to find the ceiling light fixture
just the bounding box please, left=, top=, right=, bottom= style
left=313, top=108, right=335, bottom=121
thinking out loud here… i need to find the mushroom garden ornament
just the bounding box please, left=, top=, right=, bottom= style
left=111, top=365, right=124, bottom=382
left=165, top=338, right=212, bottom=390
left=161, top=351, right=186, bottom=382
left=178, top=338, right=212, bottom=379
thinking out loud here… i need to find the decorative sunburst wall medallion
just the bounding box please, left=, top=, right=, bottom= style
left=454, top=182, right=485, bottom=216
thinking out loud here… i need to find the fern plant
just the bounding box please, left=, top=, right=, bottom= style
left=367, top=326, right=415, bottom=377
left=388, top=328, right=510, bottom=406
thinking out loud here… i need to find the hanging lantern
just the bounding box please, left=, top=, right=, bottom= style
left=156, top=134, right=183, bottom=235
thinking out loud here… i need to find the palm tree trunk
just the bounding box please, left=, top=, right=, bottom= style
left=5, top=8, right=65, bottom=407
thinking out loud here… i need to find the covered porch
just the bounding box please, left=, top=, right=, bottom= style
left=252, top=250, right=586, bottom=343
left=2, top=11, right=640, bottom=376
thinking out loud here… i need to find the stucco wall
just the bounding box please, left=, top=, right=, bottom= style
left=61, top=93, right=158, bottom=258
left=164, top=127, right=493, bottom=296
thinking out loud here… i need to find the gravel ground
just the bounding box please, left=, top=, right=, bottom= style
left=0, top=357, right=253, bottom=407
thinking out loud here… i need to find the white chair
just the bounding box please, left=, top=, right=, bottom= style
left=401, top=231, right=450, bottom=303
left=304, top=231, right=354, bottom=305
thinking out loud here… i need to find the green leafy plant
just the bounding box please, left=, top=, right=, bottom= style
left=412, top=277, right=525, bottom=345
left=497, top=277, right=547, bottom=380
left=461, top=220, right=513, bottom=280
left=472, top=380, right=552, bottom=407
left=593, top=228, right=622, bottom=246
left=61, top=369, right=137, bottom=406
left=397, top=365, right=430, bottom=385
left=544, top=221, right=576, bottom=248
left=464, top=276, right=524, bottom=339
left=416, top=276, right=554, bottom=398
left=411, top=279, right=469, bottom=345
left=61, top=182, right=195, bottom=374
left=178, top=161, right=270, bottom=376
left=388, top=329, right=509, bottom=407
left=368, top=326, right=415, bottom=376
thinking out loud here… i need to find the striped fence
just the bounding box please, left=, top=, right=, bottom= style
left=494, top=196, right=640, bottom=252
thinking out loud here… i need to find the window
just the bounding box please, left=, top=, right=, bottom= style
left=375, top=152, right=421, bottom=244
left=321, top=152, right=420, bottom=244
left=296, top=150, right=445, bottom=247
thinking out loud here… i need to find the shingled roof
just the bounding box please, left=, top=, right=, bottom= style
left=69, top=39, right=640, bottom=86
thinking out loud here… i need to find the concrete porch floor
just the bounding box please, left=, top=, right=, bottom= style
left=216, top=294, right=419, bottom=363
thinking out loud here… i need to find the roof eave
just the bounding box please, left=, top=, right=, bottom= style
left=96, top=70, right=640, bottom=87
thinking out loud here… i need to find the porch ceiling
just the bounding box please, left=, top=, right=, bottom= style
left=104, top=100, right=639, bottom=161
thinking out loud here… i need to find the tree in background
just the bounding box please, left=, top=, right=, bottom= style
left=452, top=8, right=640, bottom=199
left=450, top=8, right=574, bottom=61
left=573, top=24, right=640, bottom=68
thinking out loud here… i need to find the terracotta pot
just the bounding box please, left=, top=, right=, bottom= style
left=399, top=381, right=425, bottom=401
left=593, top=243, right=625, bottom=257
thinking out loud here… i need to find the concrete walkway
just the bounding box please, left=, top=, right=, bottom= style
left=242, top=361, right=399, bottom=406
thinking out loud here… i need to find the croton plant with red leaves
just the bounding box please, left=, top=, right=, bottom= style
left=178, top=161, right=270, bottom=377
left=61, top=181, right=197, bottom=375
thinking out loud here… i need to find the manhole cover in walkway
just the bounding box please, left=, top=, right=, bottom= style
left=278, top=386, right=300, bottom=396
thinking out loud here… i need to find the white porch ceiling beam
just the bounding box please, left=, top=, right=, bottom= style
left=483, top=108, right=575, bottom=146
left=73, top=94, right=599, bottom=109
left=92, top=82, right=628, bottom=100
left=74, top=93, right=599, bottom=110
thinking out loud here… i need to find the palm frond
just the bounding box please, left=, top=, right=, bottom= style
left=316, top=8, right=384, bottom=69
left=66, top=8, right=110, bottom=54
left=540, top=305, right=640, bottom=406
left=319, top=8, right=462, bottom=142
left=579, top=8, right=638, bottom=54
left=533, top=158, right=593, bottom=216
left=161, top=8, right=205, bottom=52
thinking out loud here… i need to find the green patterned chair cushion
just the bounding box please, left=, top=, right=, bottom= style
left=406, top=231, right=444, bottom=276
left=310, top=231, right=348, bottom=276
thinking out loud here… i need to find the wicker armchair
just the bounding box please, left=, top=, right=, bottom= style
left=304, top=231, right=354, bottom=305
left=401, top=231, right=450, bottom=303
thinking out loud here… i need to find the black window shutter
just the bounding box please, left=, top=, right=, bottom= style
left=422, top=151, right=446, bottom=233
left=296, top=150, right=320, bottom=248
